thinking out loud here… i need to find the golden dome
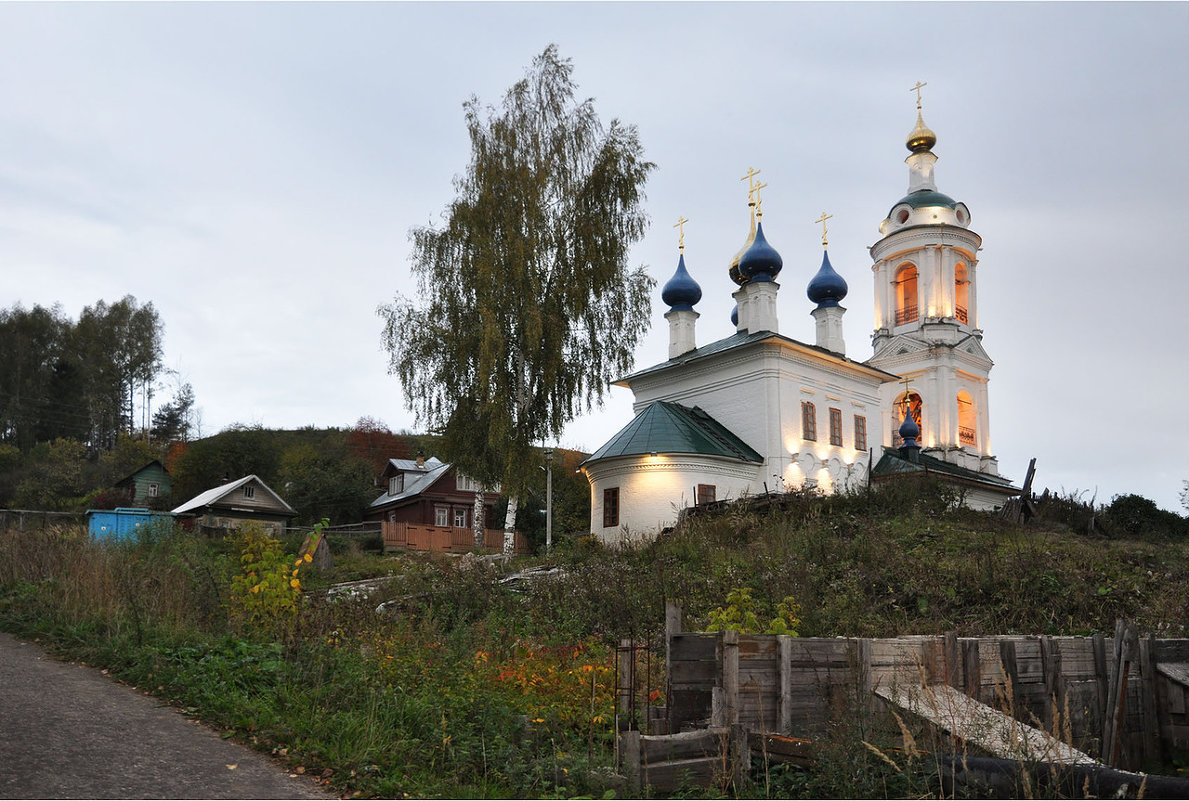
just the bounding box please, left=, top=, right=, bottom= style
left=906, top=110, right=936, bottom=153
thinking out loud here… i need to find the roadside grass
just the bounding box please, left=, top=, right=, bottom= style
left=1, top=481, right=1186, bottom=798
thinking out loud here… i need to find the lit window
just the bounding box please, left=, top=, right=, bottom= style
left=454, top=507, right=467, bottom=528
left=894, top=264, right=919, bottom=325
left=955, top=263, right=970, bottom=325
left=243, top=485, right=255, bottom=499
left=957, top=391, right=976, bottom=447
left=854, top=415, right=868, bottom=452
left=434, top=506, right=448, bottom=527
left=801, top=402, right=817, bottom=441
left=829, top=408, right=843, bottom=446
left=603, top=487, right=619, bottom=528
left=697, top=484, right=716, bottom=505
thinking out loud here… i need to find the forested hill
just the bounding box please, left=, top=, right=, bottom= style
left=0, top=420, right=593, bottom=540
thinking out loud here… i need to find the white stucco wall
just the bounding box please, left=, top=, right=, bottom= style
left=584, top=454, right=762, bottom=545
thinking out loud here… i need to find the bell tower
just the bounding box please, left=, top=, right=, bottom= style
left=868, top=84, right=998, bottom=476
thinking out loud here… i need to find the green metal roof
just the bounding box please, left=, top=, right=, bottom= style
left=889, top=189, right=959, bottom=214
left=581, top=401, right=763, bottom=466
left=871, top=447, right=1019, bottom=492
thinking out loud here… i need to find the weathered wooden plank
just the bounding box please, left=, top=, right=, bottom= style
left=640, top=756, right=725, bottom=794
left=738, top=636, right=780, bottom=658
left=669, top=660, right=718, bottom=685
left=1156, top=640, right=1189, bottom=663
left=671, top=634, right=719, bottom=662
left=1138, top=636, right=1162, bottom=766
left=748, top=732, right=816, bottom=767
left=1158, top=662, right=1189, bottom=688
left=641, top=728, right=726, bottom=763
left=876, top=684, right=1097, bottom=766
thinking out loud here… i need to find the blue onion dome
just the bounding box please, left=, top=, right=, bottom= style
left=806, top=250, right=848, bottom=308
left=728, top=214, right=757, bottom=286
left=738, top=221, right=783, bottom=282
left=898, top=405, right=920, bottom=445
left=730, top=304, right=738, bottom=327
left=661, top=253, right=702, bottom=311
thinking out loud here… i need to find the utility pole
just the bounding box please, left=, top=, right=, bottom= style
left=544, top=448, right=554, bottom=552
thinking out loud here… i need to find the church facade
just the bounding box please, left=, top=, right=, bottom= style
left=580, top=101, right=1018, bottom=544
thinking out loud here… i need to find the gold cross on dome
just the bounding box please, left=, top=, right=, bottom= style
left=754, top=180, right=769, bottom=218
left=900, top=375, right=914, bottom=398
left=910, top=81, right=927, bottom=111
left=740, top=167, right=761, bottom=204
left=673, top=216, right=689, bottom=251
left=814, top=211, right=833, bottom=247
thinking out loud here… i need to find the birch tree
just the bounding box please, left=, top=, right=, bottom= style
left=379, top=45, right=654, bottom=554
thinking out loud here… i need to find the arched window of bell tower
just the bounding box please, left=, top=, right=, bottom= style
left=955, top=263, right=970, bottom=325
left=957, top=391, right=976, bottom=447
left=894, top=264, right=919, bottom=325
left=892, top=392, right=923, bottom=446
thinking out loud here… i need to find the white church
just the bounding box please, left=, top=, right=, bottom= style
left=580, top=99, right=1019, bottom=543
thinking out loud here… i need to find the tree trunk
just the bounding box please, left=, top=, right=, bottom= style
left=472, top=487, right=485, bottom=551
left=502, top=496, right=518, bottom=556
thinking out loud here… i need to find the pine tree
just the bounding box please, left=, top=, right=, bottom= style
left=379, top=45, right=654, bottom=553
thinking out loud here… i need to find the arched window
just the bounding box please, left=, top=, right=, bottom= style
left=955, top=263, right=970, bottom=325
left=892, top=392, right=923, bottom=446
left=894, top=264, right=919, bottom=325
left=957, top=391, right=976, bottom=447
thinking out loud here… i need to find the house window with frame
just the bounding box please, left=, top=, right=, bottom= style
left=696, top=484, right=716, bottom=506
left=454, top=507, right=467, bottom=528
left=854, top=415, right=868, bottom=452
left=242, top=485, right=255, bottom=499
left=147, top=482, right=159, bottom=498
left=801, top=401, right=817, bottom=441
left=603, top=487, right=619, bottom=528
left=434, top=506, right=449, bottom=527
left=829, top=408, right=843, bottom=446
left=389, top=474, right=405, bottom=495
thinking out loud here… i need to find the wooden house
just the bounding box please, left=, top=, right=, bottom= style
left=113, top=460, right=172, bottom=507
left=171, top=474, right=296, bottom=534
left=364, top=456, right=527, bottom=554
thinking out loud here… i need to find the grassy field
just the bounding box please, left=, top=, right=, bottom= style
left=2, top=480, right=1186, bottom=798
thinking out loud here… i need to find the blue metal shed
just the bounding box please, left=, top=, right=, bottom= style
left=87, top=507, right=174, bottom=540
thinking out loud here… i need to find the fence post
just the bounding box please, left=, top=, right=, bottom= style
left=723, top=630, right=739, bottom=726
left=618, top=638, right=636, bottom=725
left=621, top=728, right=641, bottom=796
left=778, top=635, right=793, bottom=734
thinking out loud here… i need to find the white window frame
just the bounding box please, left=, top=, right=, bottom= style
left=243, top=485, right=255, bottom=499
left=434, top=506, right=449, bottom=527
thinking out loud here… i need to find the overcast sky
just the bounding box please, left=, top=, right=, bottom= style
left=2, top=2, right=1186, bottom=512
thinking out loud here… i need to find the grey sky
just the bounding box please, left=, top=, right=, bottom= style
left=2, top=2, right=1186, bottom=512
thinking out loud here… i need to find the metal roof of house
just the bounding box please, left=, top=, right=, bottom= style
left=368, top=460, right=453, bottom=510
left=617, top=329, right=899, bottom=385
left=171, top=474, right=296, bottom=516
left=581, top=401, right=763, bottom=466
left=384, top=456, right=444, bottom=474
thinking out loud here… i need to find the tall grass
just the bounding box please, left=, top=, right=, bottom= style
left=2, top=480, right=1186, bottom=798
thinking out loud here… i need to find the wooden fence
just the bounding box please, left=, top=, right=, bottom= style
left=381, top=520, right=529, bottom=555
left=661, top=618, right=1189, bottom=773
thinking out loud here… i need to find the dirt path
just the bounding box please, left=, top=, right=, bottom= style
left=0, top=632, right=332, bottom=799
